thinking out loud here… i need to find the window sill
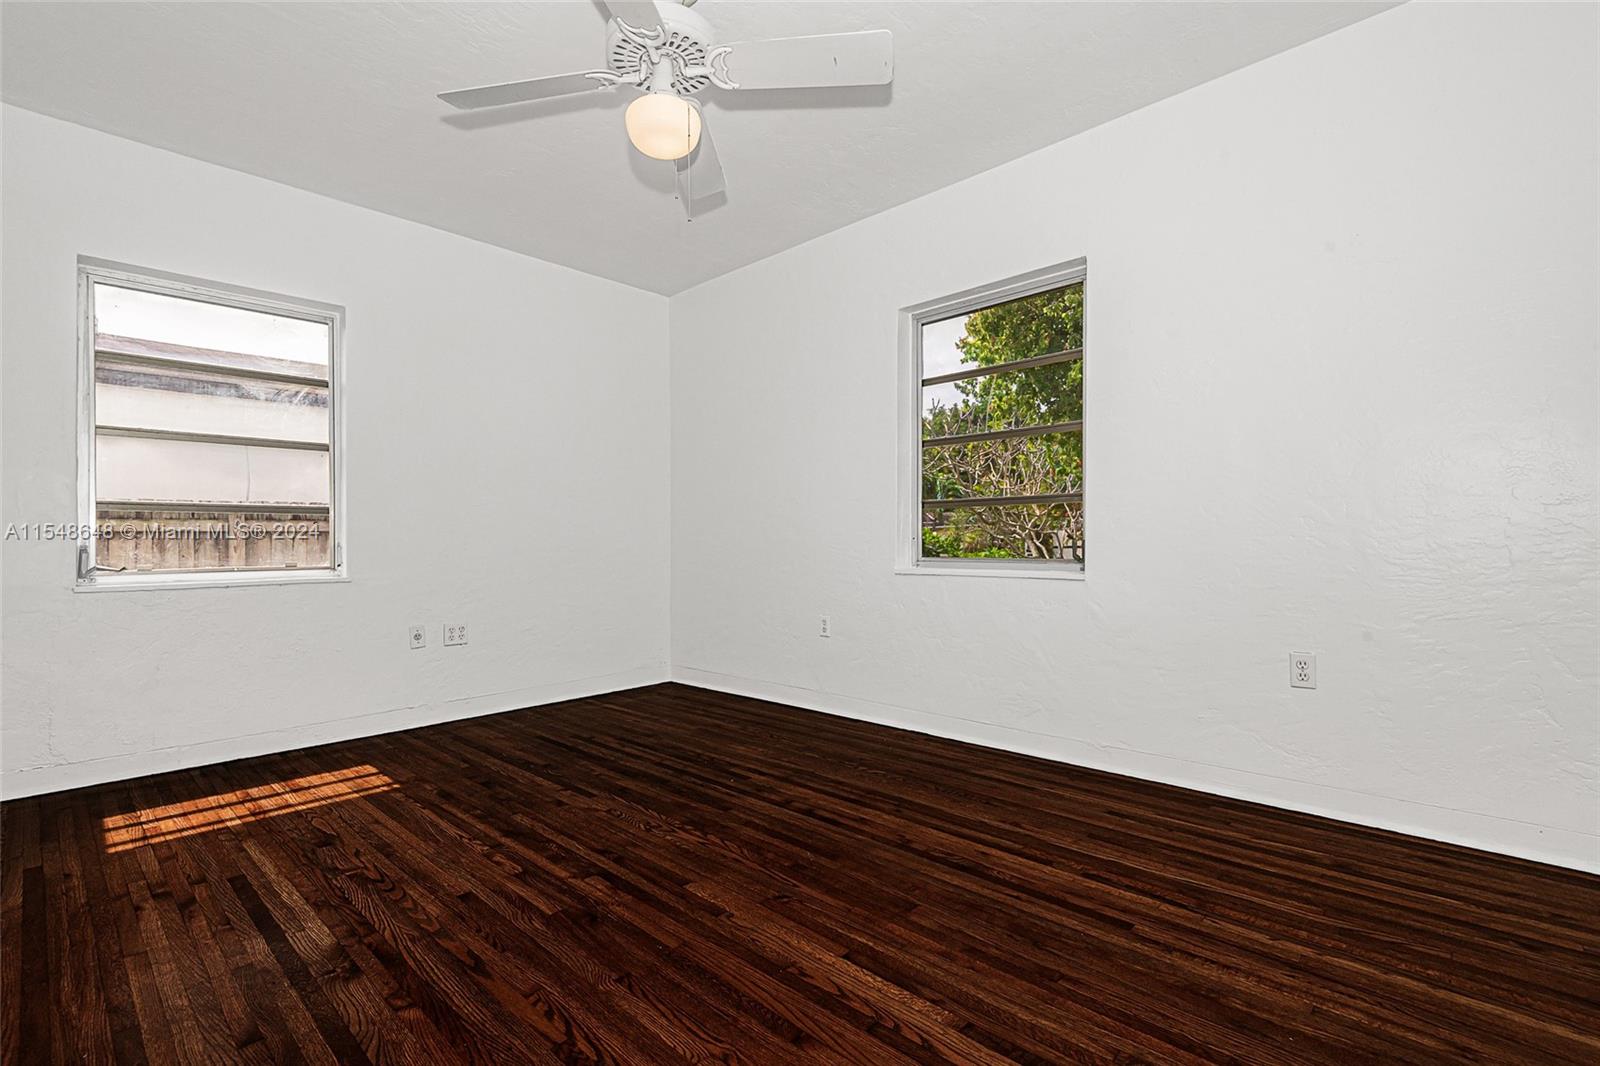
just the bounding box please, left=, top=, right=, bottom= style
left=894, top=561, right=1084, bottom=581
left=74, top=568, right=348, bottom=593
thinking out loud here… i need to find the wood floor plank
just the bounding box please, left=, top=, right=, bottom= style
left=268, top=748, right=825, bottom=1066
left=19, top=863, right=54, bottom=1066
left=420, top=719, right=1218, bottom=1062
left=250, top=775, right=662, bottom=1064
left=211, top=772, right=474, bottom=1066
left=63, top=794, right=152, bottom=1066
left=451, top=711, right=1399, bottom=1062
left=532, top=696, right=1593, bottom=1058
left=44, top=803, right=118, bottom=1065
left=5, top=682, right=1598, bottom=1064
left=444, top=688, right=1529, bottom=1056
left=2, top=801, right=32, bottom=1065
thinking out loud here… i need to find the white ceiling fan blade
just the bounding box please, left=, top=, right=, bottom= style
left=600, top=1, right=665, bottom=35
left=674, top=107, right=726, bottom=217
left=439, top=70, right=614, bottom=110
left=717, top=30, right=893, bottom=91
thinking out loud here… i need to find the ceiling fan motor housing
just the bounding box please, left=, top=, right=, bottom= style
left=606, top=2, right=717, bottom=95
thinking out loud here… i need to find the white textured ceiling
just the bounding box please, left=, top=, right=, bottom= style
left=1, top=1, right=1393, bottom=294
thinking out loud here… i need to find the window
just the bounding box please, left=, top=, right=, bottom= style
left=76, top=260, right=343, bottom=588
left=900, top=260, right=1085, bottom=575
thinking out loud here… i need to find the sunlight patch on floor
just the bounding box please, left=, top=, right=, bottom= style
left=101, top=764, right=396, bottom=852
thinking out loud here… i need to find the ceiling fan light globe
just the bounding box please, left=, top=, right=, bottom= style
left=625, top=92, right=701, bottom=161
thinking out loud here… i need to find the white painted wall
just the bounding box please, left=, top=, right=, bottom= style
left=669, top=3, right=1600, bottom=870
left=1, top=105, right=671, bottom=796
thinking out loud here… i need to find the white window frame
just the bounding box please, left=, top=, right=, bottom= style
left=75, top=257, right=347, bottom=592
left=896, top=258, right=1087, bottom=580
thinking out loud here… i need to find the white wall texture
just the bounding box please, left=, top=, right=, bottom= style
left=669, top=3, right=1599, bottom=870
left=1, top=105, right=672, bottom=796
left=3, top=3, right=1596, bottom=871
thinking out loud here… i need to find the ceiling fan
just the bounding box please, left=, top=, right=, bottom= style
left=438, top=0, right=894, bottom=217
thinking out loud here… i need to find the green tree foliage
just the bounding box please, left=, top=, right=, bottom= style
left=921, top=284, right=1084, bottom=562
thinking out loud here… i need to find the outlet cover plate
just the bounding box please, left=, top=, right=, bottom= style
left=1290, top=652, right=1317, bottom=689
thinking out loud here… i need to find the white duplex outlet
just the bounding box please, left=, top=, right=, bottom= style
left=819, top=615, right=831, bottom=638
left=1290, top=652, right=1317, bottom=689
left=409, top=624, right=426, bottom=650
left=444, top=623, right=469, bottom=647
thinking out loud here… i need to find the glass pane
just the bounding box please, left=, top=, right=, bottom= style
left=920, top=316, right=971, bottom=380
left=96, top=435, right=329, bottom=507
left=94, top=283, right=329, bottom=368
left=87, top=279, right=336, bottom=576
left=96, top=360, right=329, bottom=443
left=96, top=506, right=331, bottom=573
left=921, top=501, right=1084, bottom=564
left=923, top=431, right=1083, bottom=501
left=922, top=358, right=1083, bottom=437
left=920, top=281, right=1084, bottom=380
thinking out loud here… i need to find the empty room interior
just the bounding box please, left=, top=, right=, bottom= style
left=2, top=1, right=1597, bottom=1062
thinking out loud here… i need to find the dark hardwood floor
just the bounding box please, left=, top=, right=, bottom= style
left=4, top=683, right=1598, bottom=1065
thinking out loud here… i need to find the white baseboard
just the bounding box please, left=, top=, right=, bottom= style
left=672, top=666, right=1600, bottom=874
left=1, top=663, right=670, bottom=801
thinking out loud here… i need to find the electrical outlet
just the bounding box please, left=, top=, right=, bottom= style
left=444, top=623, right=468, bottom=647
left=409, top=625, right=426, bottom=650
left=819, top=615, right=831, bottom=638
left=1290, top=652, right=1317, bottom=689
